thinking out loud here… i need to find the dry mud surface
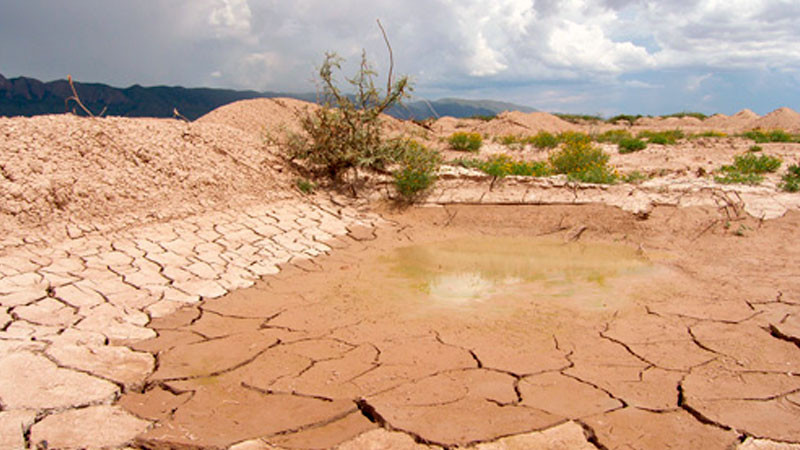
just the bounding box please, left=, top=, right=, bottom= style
left=2, top=100, right=800, bottom=449
left=122, top=204, right=800, bottom=449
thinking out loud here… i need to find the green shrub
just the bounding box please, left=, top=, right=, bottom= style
left=607, top=114, right=642, bottom=125
left=715, top=153, right=782, bottom=185
left=568, top=165, right=618, bottom=184
left=780, top=163, right=800, bottom=192
left=637, top=129, right=685, bottom=145
left=448, top=132, right=483, bottom=151
left=714, top=172, right=766, bottom=185
left=690, top=130, right=727, bottom=139
left=448, top=155, right=549, bottom=178
left=393, top=140, right=441, bottom=201
left=727, top=153, right=782, bottom=174
left=742, top=129, right=796, bottom=143
left=554, top=113, right=603, bottom=124
left=748, top=145, right=763, bottom=152
left=617, top=138, right=648, bottom=154
left=549, top=139, right=616, bottom=184
left=557, top=131, right=593, bottom=146
left=661, top=112, right=708, bottom=120
left=524, top=131, right=560, bottom=149
left=285, top=51, right=411, bottom=183
left=448, top=157, right=484, bottom=170
left=622, top=171, right=649, bottom=184
left=594, top=129, right=633, bottom=144
left=481, top=154, right=550, bottom=178
left=295, top=178, right=316, bottom=194
left=497, top=135, right=521, bottom=146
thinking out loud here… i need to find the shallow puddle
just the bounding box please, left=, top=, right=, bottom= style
left=386, top=236, right=658, bottom=310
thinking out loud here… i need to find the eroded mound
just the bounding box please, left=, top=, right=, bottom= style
left=0, top=114, right=291, bottom=238
left=196, top=97, right=318, bottom=138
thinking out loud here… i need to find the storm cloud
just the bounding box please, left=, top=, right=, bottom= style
left=1, top=0, right=799, bottom=114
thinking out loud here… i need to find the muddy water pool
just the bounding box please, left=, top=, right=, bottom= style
left=379, top=235, right=666, bottom=314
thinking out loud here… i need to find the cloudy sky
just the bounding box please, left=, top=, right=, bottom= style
left=2, top=0, right=799, bottom=116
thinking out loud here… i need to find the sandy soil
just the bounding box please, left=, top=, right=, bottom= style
left=123, top=204, right=800, bottom=448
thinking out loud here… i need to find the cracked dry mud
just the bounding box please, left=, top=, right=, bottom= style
left=117, top=204, right=800, bottom=450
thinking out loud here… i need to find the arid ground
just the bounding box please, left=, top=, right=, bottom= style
left=1, top=100, right=799, bottom=449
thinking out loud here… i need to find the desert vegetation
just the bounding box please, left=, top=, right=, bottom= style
left=715, top=153, right=782, bottom=185
left=781, top=163, right=800, bottom=192
left=448, top=131, right=484, bottom=151
left=283, top=23, right=441, bottom=201
left=741, top=129, right=799, bottom=143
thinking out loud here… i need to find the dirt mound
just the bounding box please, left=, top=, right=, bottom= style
left=477, top=111, right=578, bottom=136
left=0, top=114, right=291, bottom=237
left=197, top=97, right=317, bottom=139
left=752, top=107, right=800, bottom=132
left=634, top=117, right=660, bottom=127
left=430, top=117, right=484, bottom=136
left=726, top=109, right=760, bottom=130
left=703, top=114, right=729, bottom=128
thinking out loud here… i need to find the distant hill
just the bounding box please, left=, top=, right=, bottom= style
left=388, top=98, right=537, bottom=119
left=0, top=73, right=536, bottom=120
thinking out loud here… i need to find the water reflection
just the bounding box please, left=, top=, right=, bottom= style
left=391, top=236, right=653, bottom=306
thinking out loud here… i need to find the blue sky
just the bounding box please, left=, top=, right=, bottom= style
left=1, top=0, right=799, bottom=116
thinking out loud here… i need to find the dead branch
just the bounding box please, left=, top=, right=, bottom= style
left=173, top=108, right=190, bottom=123
left=376, top=19, right=393, bottom=97
left=65, top=75, right=105, bottom=117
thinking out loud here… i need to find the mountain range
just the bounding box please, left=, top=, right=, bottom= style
left=0, top=74, right=536, bottom=121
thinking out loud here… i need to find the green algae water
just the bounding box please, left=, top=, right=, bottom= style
left=387, top=236, right=657, bottom=310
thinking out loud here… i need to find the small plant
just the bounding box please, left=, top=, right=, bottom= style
left=594, top=129, right=633, bottom=144
left=393, top=140, right=441, bottom=201
left=661, top=112, right=708, bottom=120
left=549, top=138, right=617, bottom=184
left=637, top=129, right=684, bottom=145
left=715, top=153, right=782, bottom=185
left=497, top=135, right=521, bottom=146
left=450, top=155, right=549, bottom=178
left=733, top=224, right=750, bottom=237
left=617, top=137, right=648, bottom=154
left=748, top=145, right=763, bottom=152
left=557, top=131, right=593, bottom=146
left=714, top=172, right=765, bottom=185
left=780, top=163, right=800, bottom=192
left=554, top=113, right=603, bottom=124
left=742, top=129, right=796, bottom=143
left=690, top=130, right=727, bottom=139
left=607, top=114, right=642, bottom=125
left=448, top=157, right=484, bottom=170
left=480, top=154, right=550, bottom=178
left=525, top=131, right=560, bottom=149
left=622, top=171, right=649, bottom=184
left=448, top=132, right=483, bottom=152
left=296, top=178, right=316, bottom=194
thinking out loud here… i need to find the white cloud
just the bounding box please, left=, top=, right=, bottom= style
left=686, top=73, right=713, bottom=91
left=208, top=0, right=253, bottom=40
left=3, top=0, right=800, bottom=112
left=625, top=80, right=662, bottom=89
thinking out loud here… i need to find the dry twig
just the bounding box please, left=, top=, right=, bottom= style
left=65, top=75, right=106, bottom=117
